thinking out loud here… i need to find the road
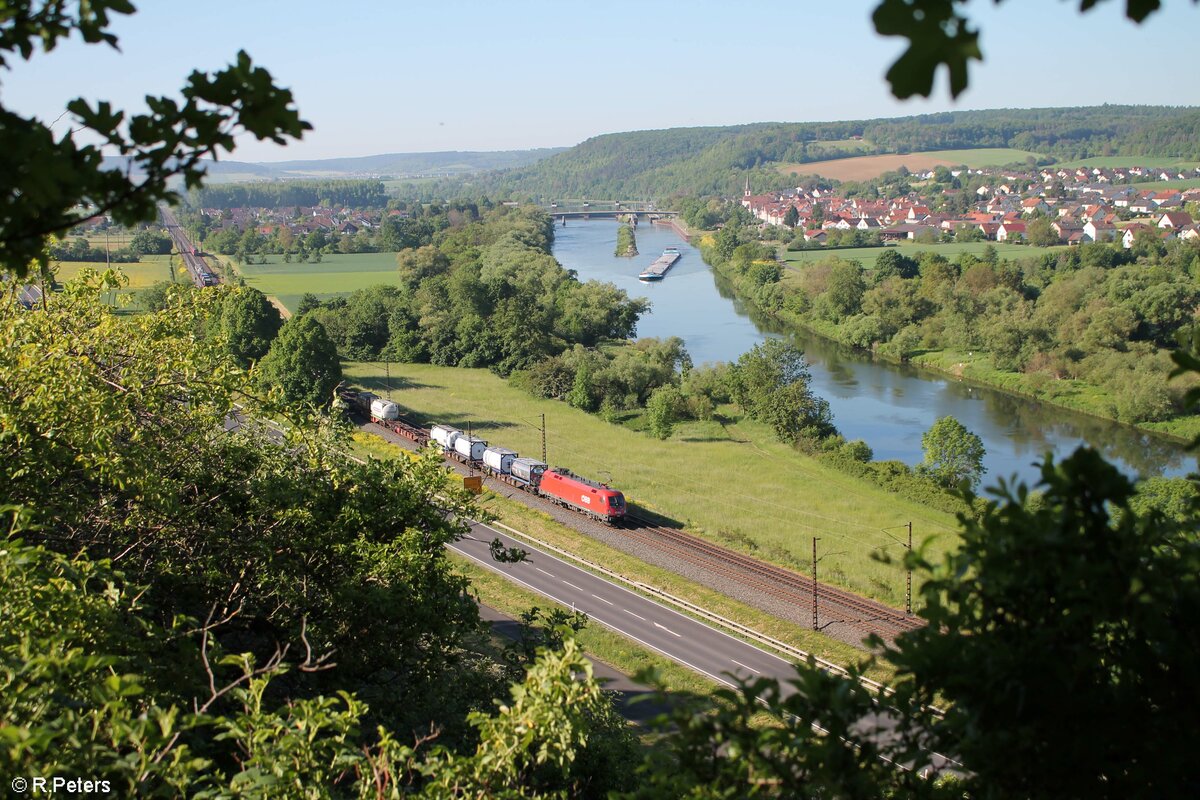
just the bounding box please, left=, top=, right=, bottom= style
left=452, top=521, right=802, bottom=693
left=452, top=519, right=958, bottom=774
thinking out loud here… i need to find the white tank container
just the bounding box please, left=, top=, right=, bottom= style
left=369, top=399, right=400, bottom=421
left=511, top=457, right=547, bottom=484
left=430, top=425, right=461, bottom=451
left=454, top=435, right=487, bottom=461
left=483, top=447, right=517, bottom=474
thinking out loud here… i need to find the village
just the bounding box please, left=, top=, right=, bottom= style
left=742, top=164, right=1200, bottom=248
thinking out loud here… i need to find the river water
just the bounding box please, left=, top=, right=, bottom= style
left=551, top=219, right=1195, bottom=486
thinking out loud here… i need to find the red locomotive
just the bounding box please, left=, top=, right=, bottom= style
left=538, top=467, right=626, bottom=524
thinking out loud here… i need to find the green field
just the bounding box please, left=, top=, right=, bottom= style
left=1131, top=177, right=1200, bottom=189
left=238, top=252, right=401, bottom=312
left=50, top=256, right=180, bottom=310
left=1055, top=157, right=1200, bottom=170
left=343, top=361, right=961, bottom=609
left=54, top=255, right=176, bottom=288
left=916, top=148, right=1044, bottom=167
left=781, top=241, right=1066, bottom=271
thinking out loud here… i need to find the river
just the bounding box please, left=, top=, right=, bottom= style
left=551, top=218, right=1195, bottom=486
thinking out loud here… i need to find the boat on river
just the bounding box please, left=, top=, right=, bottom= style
left=638, top=247, right=681, bottom=281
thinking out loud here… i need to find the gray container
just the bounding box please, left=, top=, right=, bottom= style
left=430, top=425, right=461, bottom=451
left=483, top=447, right=517, bottom=474
left=510, top=457, right=547, bottom=484
left=454, top=435, right=488, bottom=461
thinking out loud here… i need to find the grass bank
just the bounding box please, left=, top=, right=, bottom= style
left=781, top=241, right=1067, bottom=271
left=343, top=361, right=960, bottom=610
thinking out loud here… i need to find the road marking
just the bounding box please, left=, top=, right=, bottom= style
left=561, top=579, right=583, bottom=591
left=731, top=659, right=760, bottom=674
left=591, top=594, right=614, bottom=606
left=535, top=567, right=555, bottom=577
left=624, top=609, right=646, bottom=621
left=654, top=621, right=682, bottom=638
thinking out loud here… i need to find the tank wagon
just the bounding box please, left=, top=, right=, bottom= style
left=336, top=387, right=627, bottom=525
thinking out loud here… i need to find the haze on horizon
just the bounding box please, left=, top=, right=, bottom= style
left=6, top=0, right=1199, bottom=163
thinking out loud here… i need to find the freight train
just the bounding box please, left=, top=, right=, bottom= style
left=340, top=389, right=627, bottom=524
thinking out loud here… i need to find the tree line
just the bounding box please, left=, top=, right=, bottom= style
left=188, top=179, right=390, bottom=209
left=296, top=206, right=648, bottom=376
left=701, top=213, right=1200, bottom=427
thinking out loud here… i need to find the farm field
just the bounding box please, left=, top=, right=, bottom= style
left=54, top=255, right=177, bottom=288
left=1131, top=177, right=1200, bottom=189
left=238, top=252, right=401, bottom=312
left=1054, top=157, right=1200, bottom=170
left=51, top=256, right=179, bottom=309
left=774, top=148, right=1043, bottom=182
left=342, top=360, right=961, bottom=609
left=781, top=241, right=1067, bottom=271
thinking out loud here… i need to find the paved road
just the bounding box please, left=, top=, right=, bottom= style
left=453, top=520, right=959, bottom=774
left=451, top=521, right=800, bottom=693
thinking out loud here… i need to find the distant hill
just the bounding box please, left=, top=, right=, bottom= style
left=407, top=106, right=1200, bottom=201
left=103, top=148, right=567, bottom=183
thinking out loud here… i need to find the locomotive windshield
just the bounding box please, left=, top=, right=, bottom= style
left=609, top=494, right=625, bottom=508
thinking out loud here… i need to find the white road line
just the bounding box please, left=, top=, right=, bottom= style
left=624, top=609, right=646, bottom=621
left=535, top=567, right=555, bottom=577
left=562, top=579, right=583, bottom=591
left=654, top=621, right=682, bottom=638
left=591, top=594, right=615, bottom=606
left=731, top=659, right=760, bottom=674
left=446, top=542, right=741, bottom=694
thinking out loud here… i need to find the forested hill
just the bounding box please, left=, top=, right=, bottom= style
left=104, top=148, right=566, bottom=181
left=409, top=106, right=1200, bottom=201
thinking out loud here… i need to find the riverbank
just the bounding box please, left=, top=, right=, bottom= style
left=697, top=236, right=1200, bottom=445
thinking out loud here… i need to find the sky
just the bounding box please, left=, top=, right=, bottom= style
left=5, top=0, right=1199, bottom=163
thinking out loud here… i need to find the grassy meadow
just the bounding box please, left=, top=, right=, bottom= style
left=238, top=252, right=401, bottom=312
left=780, top=241, right=1066, bottom=272
left=343, top=361, right=962, bottom=609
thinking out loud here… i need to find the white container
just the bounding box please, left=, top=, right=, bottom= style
left=430, top=425, right=461, bottom=451
left=369, top=399, right=400, bottom=421
left=454, top=435, right=487, bottom=461
left=483, top=447, right=517, bottom=474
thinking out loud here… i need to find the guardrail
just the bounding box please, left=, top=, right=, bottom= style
left=488, top=519, right=895, bottom=697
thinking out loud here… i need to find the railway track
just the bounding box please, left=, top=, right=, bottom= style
left=347, top=393, right=921, bottom=642
left=618, top=514, right=921, bottom=642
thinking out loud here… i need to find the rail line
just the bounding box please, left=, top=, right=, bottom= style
left=618, top=514, right=920, bottom=641
left=344, top=389, right=921, bottom=643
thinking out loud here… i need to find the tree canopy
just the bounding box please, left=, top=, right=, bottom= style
left=920, top=415, right=986, bottom=489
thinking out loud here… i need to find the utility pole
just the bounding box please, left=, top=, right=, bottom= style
left=906, top=521, right=913, bottom=616
left=385, top=358, right=392, bottom=400
left=540, top=413, right=547, bottom=464
left=812, top=537, right=820, bottom=631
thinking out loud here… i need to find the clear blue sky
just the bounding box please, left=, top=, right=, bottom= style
left=6, top=0, right=1198, bottom=162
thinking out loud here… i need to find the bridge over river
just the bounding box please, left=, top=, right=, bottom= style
left=539, top=201, right=678, bottom=222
